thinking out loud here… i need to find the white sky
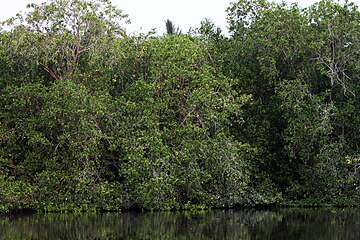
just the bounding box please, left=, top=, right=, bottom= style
left=0, top=0, right=359, bottom=35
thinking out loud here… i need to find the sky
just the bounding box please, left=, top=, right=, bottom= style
left=0, top=0, right=359, bottom=35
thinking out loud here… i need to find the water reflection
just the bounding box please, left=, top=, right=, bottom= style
left=0, top=208, right=359, bottom=239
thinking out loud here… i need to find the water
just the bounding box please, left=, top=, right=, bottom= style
left=0, top=208, right=359, bottom=239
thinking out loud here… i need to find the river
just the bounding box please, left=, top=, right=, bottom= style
left=1, top=208, right=359, bottom=239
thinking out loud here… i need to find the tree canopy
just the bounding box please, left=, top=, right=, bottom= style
left=0, top=0, right=359, bottom=212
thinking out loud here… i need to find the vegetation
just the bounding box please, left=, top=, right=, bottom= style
left=0, top=0, right=359, bottom=212
left=165, top=19, right=181, bottom=35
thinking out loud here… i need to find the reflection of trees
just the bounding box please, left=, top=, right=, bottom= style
left=0, top=209, right=359, bottom=239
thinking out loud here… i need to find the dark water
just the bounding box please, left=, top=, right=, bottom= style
left=0, top=208, right=359, bottom=239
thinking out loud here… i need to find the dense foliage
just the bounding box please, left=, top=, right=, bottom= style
left=1, top=0, right=359, bottom=212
